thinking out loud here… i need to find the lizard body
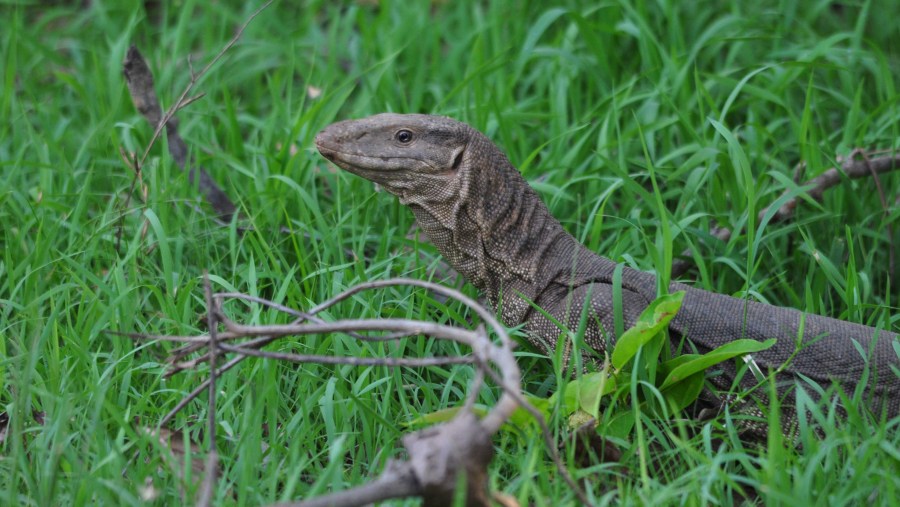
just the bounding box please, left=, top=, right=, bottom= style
left=315, top=113, right=899, bottom=436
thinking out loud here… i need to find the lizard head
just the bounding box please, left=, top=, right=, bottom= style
left=316, top=113, right=553, bottom=292
left=315, top=113, right=470, bottom=198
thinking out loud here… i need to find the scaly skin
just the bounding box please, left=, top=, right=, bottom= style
left=315, top=113, right=899, bottom=437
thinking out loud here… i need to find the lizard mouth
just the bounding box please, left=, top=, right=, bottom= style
left=314, top=124, right=441, bottom=177
left=315, top=131, right=397, bottom=171
left=315, top=135, right=435, bottom=175
left=316, top=146, right=412, bottom=173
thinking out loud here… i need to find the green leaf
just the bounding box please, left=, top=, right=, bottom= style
left=550, top=372, right=617, bottom=416
left=509, top=395, right=553, bottom=428
left=658, top=353, right=702, bottom=373
left=611, top=291, right=685, bottom=370
left=407, top=406, right=467, bottom=426
left=409, top=394, right=553, bottom=432
left=572, top=372, right=617, bottom=417
left=661, top=372, right=706, bottom=412
left=603, top=409, right=636, bottom=441
left=659, top=338, right=776, bottom=390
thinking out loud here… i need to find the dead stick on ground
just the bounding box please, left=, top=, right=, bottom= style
left=130, top=0, right=273, bottom=172
left=672, top=151, right=900, bottom=278
left=195, top=273, right=219, bottom=507
left=122, top=47, right=233, bottom=222
left=117, top=278, right=594, bottom=507
left=120, top=0, right=274, bottom=235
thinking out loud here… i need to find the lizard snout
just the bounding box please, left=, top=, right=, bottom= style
left=314, top=127, right=341, bottom=161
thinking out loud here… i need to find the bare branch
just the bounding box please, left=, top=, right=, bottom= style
left=132, top=0, right=274, bottom=171
left=121, top=277, right=595, bottom=506
left=218, top=318, right=479, bottom=346
left=672, top=151, right=900, bottom=278
left=158, top=355, right=243, bottom=428
left=123, top=45, right=238, bottom=220
left=164, top=288, right=435, bottom=366
left=217, top=343, right=475, bottom=367
left=271, top=460, right=419, bottom=507
left=478, top=358, right=592, bottom=507
left=121, top=2, right=274, bottom=222
left=305, top=279, right=511, bottom=351
left=196, top=272, right=220, bottom=507
left=196, top=451, right=219, bottom=507
left=759, top=152, right=900, bottom=223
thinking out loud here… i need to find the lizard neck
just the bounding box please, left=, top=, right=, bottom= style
left=409, top=131, right=599, bottom=325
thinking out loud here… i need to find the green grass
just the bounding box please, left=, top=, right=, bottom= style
left=2, top=0, right=899, bottom=504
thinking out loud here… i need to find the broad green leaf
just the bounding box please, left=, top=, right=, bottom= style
left=659, top=338, right=776, bottom=390
left=573, top=372, right=617, bottom=417
left=549, top=371, right=629, bottom=417
left=509, top=395, right=553, bottom=428
left=603, top=409, right=636, bottom=441
left=658, top=353, right=702, bottom=374
left=611, top=291, right=685, bottom=370
left=410, top=394, right=553, bottom=432
left=407, top=406, right=468, bottom=426
left=551, top=372, right=617, bottom=416
left=661, top=372, right=706, bottom=412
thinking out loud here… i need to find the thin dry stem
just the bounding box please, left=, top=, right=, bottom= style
left=217, top=343, right=475, bottom=367
left=673, top=151, right=900, bottom=278
left=136, top=1, right=274, bottom=169
left=119, top=278, right=594, bottom=507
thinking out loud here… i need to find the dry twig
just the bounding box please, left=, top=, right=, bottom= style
left=122, top=46, right=236, bottom=221
left=120, top=2, right=274, bottom=242
left=672, top=150, right=900, bottom=278
left=118, top=278, right=594, bottom=506
left=196, top=273, right=219, bottom=507
left=760, top=151, right=900, bottom=223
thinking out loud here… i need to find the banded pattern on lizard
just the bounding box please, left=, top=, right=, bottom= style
left=315, top=113, right=899, bottom=438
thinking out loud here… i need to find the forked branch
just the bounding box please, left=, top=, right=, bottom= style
left=672, top=150, right=900, bottom=278
left=118, top=278, right=594, bottom=507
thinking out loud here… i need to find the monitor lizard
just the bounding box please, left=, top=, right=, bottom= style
left=315, top=113, right=899, bottom=438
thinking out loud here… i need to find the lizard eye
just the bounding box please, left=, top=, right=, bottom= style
left=395, top=129, right=414, bottom=144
